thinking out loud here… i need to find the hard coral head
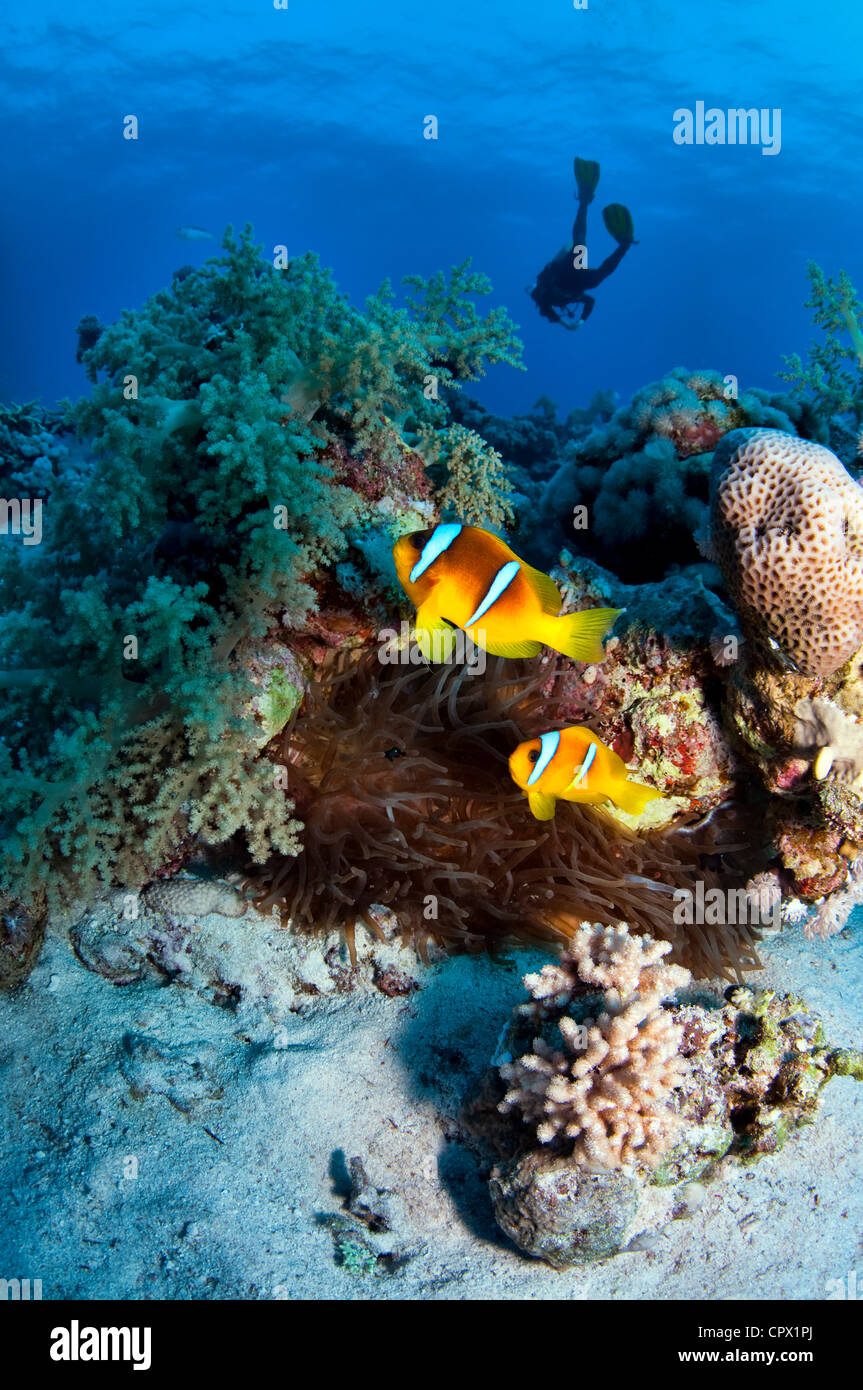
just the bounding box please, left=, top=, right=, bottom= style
left=709, top=427, right=863, bottom=676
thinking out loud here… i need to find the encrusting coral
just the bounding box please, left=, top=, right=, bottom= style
left=708, top=427, right=863, bottom=677
left=247, top=651, right=762, bottom=979
left=0, top=228, right=522, bottom=914
left=497, top=924, right=691, bottom=1167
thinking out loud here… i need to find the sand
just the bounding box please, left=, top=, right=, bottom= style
left=1, top=893, right=860, bottom=1301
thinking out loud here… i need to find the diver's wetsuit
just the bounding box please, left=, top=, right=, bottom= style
left=530, top=177, right=634, bottom=329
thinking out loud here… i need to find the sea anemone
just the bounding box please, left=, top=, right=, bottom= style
left=246, top=652, right=762, bottom=979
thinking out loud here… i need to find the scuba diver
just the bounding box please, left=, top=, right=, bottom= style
left=529, top=157, right=637, bottom=330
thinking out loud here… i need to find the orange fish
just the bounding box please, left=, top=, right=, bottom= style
left=392, top=523, right=621, bottom=661
left=509, top=725, right=663, bottom=820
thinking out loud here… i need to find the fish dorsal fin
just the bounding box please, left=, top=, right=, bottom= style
left=521, top=562, right=563, bottom=615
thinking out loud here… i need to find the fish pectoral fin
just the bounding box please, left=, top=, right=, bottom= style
left=480, top=636, right=543, bottom=659
left=528, top=790, right=558, bottom=821
left=413, top=606, right=459, bottom=663
left=521, top=562, right=564, bottom=616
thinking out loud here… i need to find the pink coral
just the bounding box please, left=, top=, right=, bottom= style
left=499, top=924, right=691, bottom=1169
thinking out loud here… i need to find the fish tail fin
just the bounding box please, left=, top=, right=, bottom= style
left=612, top=778, right=663, bottom=817
left=543, top=607, right=623, bottom=663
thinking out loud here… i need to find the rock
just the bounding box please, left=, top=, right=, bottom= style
left=0, top=900, right=47, bottom=991
left=489, top=1149, right=641, bottom=1268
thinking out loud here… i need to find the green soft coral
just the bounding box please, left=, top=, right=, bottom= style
left=0, top=227, right=522, bottom=911
left=780, top=261, right=863, bottom=449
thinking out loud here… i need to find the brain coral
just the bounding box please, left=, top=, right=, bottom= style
left=709, top=427, right=863, bottom=676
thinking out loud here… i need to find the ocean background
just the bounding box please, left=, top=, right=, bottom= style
left=3, top=0, right=861, bottom=418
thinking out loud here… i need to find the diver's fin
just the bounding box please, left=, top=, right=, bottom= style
left=574, top=157, right=600, bottom=200
left=610, top=778, right=664, bottom=817
left=602, top=203, right=636, bottom=245
left=522, top=562, right=563, bottom=616
left=543, top=607, right=623, bottom=663
left=413, top=606, right=459, bottom=663
left=481, top=635, right=544, bottom=659
left=528, top=790, right=558, bottom=821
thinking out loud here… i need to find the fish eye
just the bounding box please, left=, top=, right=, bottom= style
left=528, top=749, right=540, bottom=763
left=408, top=529, right=434, bottom=551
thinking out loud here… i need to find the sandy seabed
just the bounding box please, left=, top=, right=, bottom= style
left=1, top=895, right=861, bottom=1302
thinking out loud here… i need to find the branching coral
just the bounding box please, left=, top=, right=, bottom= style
left=0, top=228, right=521, bottom=912
left=480, top=944, right=862, bottom=1265
left=417, top=421, right=515, bottom=531
left=247, top=652, right=762, bottom=979
left=498, top=924, right=691, bottom=1167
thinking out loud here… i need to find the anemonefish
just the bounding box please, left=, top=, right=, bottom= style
left=392, top=523, right=622, bottom=662
left=509, top=725, right=663, bottom=821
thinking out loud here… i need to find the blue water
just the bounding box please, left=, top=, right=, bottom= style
left=2, top=0, right=861, bottom=416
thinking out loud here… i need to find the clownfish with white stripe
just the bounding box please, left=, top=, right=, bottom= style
left=392, top=523, right=622, bottom=662
left=509, top=725, right=664, bottom=821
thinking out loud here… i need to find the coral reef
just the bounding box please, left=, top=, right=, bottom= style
left=490, top=1156, right=640, bottom=1270
left=248, top=652, right=761, bottom=978
left=708, top=427, right=863, bottom=677
left=545, top=552, right=741, bottom=820
left=802, top=856, right=863, bottom=941
left=0, top=229, right=521, bottom=914
left=530, top=368, right=821, bottom=581
left=794, top=697, right=863, bottom=786
left=0, top=399, right=78, bottom=499
left=476, top=927, right=863, bottom=1267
